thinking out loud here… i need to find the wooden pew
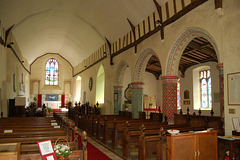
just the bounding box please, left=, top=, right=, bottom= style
left=89, top=114, right=130, bottom=136
left=110, top=119, right=168, bottom=150
left=0, top=130, right=65, bottom=138
left=0, top=117, right=68, bottom=144
left=138, top=125, right=213, bottom=160
left=20, top=150, right=83, bottom=160
left=93, top=116, right=151, bottom=142
left=123, top=123, right=208, bottom=159
left=174, top=114, right=224, bottom=135
left=0, top=114, right=86, bottom=160
left=20, top=141, right=76, bottom=154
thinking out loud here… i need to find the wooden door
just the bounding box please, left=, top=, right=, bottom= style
left=197, top=132, right=218, bottom=160
left=167, top=134, right=197, bottom=160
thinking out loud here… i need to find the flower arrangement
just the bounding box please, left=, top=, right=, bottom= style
left=54, top=144, right=71, bottom=158
left=47, top=107, right=52, bottom=114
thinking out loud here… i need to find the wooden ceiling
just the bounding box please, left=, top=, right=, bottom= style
left=145, top=37, right=218, bottom=79
left=146, top=55, right=162, bottom=80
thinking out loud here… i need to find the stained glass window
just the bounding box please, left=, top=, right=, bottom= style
left=200, top=70, right=212, bottom=109
left=177, top=79, right=181, bottom=109
left=45, top=58, right=58, bottom=85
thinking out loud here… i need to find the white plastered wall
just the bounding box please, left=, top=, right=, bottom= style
left=30, top=54, right=73, bottom=101
left=222, top=0, right=240, bottom=136
left=180, top=62, right=220, bottom=116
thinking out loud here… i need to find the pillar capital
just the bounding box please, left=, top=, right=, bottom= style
left=113, top=86, right=123, bottom=91
left=216, top=63, right=223, bottom=76
left=161, top=76, right=178, bottom=84
left=131, top=82, right=144, bottom=89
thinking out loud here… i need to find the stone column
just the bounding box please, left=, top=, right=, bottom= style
left=162, top=76, right=178, bottom=124
left=216, top=63, right=224, bottom=119
left=131, top=82, right=144, bottom=119
left=113, top=86, right=123, bottom=115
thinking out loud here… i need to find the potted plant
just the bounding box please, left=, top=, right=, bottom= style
left=47, top=107, right=52, bottom=114
left=124, top=104, right=129, bottom=111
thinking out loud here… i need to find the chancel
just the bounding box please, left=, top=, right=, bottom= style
left=0, top=0, right=240, bottom=160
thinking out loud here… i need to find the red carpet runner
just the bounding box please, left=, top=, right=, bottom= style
left=87, top=141, right=112, bottom=160
left=78, top=135, right=112, bottom=160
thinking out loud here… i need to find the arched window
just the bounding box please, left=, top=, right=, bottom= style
left=200, top=69, right=212, bottom=109
left=177, top=79, right=181, bottom=109
left=96, top=65, right=105, bottom=104
left=45, top=58, right=58, bottom=85
left=75, top=76, right=82, bottom=102
left=193, top=66, right=212, bottom=110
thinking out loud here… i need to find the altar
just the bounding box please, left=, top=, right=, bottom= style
left=44, top=101, right=61, bottom=109
left=143, top=95, right=159, bottom=119
left=43, top=94, right=61, bottom=109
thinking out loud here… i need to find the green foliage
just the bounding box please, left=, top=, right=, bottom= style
left=124, top=104, right=129, bottom=109
left=47, top=107, right=52, bottom=113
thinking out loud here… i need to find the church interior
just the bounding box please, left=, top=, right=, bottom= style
left=0, top=0, right=240, bottom=159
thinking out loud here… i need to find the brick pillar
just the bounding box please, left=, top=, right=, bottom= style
left=113, top=86, right=123, bottom=115
left=216, top=63, right=224, bottom=119
left=131, top=82, right=144, bottom=119
left=162, top=76, right=178, bottom=124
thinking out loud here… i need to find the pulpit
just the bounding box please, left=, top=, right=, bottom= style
left=8, top=98, right=26, bottom=117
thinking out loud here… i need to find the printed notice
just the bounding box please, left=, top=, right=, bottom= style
left=54, top=126, right=60, bottom=128
left=51, top=123, right=58, bottom=126
left=46, top=155, right=54, bottom=160
left=228, top=73, right=240, bottom=105
left=4, top=130, right=13, bottom=133
left=38, top=140, right=54, bottom=155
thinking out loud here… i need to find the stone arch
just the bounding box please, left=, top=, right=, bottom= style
left=165, top=27, right=220, bottom=76
left=114, top=60, right=129, bottom=86
left=133, top=48, right=159, bottom=82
